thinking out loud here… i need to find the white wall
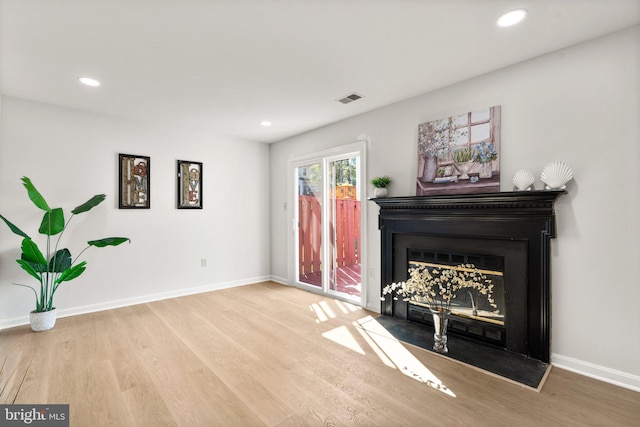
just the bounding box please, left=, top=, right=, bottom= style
left=270, top=26, right=640, bottom=390
left=0, top=97, right=271, bottom=326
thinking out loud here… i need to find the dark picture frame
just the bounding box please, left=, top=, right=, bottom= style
left=119, top=153, right=150, bottom=209
left=177, top=160, right=203, bottom=209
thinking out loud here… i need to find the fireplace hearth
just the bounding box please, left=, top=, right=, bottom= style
left=372, top=191, right=565, bottom=387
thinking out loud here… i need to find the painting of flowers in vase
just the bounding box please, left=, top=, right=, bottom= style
left=416, top=105, right=501, bottom=196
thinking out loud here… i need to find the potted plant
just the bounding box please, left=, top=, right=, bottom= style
left=475, top=142, right=498, bottom=179
left=0, top=177, right=130, bottom=331
left=453, top=147, right=476, bottom=180
left=370, top=175, right=392, bottom=198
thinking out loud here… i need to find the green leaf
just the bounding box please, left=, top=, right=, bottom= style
left=87, top=237, right=131, bottom=247
left=38, top=207, right=65, bottom=236
left=49, top=248, right=72, bottom=273
left=54, top=262, right=87, bottom=284
left=72, top=194, right=106, bottom=215
left=21, top=177, right=51, bottom=212
left=0, top=214, right=30, bottom=239
left=11, top=283, right=41, bottom=311
left=16, top=259, right=43, bottom=283
left=20, top=238, right=47, bottom=266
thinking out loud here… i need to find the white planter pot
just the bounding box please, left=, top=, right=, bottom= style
left=374, top=187, right=388, bottom=198
left=30, top=308, right=57, bottom=332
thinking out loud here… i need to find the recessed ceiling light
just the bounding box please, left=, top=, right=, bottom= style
left=260, top=121, right=272, bottom=127
left=79, top=77, right=101, bottom=87
left=497, top=9, right=527, bottom=27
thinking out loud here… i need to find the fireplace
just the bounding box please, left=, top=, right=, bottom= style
left=372, top=191, right=564, bottom=386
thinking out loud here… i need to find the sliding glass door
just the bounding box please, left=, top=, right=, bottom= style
left=297, top=161, right=323, bottom=289
left=292, top=143, right=364, bottom=303
left=326, top=155, right=361, bottom=297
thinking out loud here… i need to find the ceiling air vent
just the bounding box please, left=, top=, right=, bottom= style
left=337, top=93, right=364, bottom=104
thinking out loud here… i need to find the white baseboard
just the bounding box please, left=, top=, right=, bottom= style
left=269, top=275, right=290, bottom=285
left=552, top=353, right=640, bottom=392
left=0, top=275, right=271, bottom=330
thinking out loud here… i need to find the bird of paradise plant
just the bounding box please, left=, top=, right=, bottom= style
left=0, top=177, right=130, bottom=313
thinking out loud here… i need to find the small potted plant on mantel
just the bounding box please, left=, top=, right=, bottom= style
left=0, top=177, right=130, bottom=331
left=370, top=175, right=392, bottom=198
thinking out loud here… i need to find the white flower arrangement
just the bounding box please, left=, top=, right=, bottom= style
left=381, top=263, right=498, bottom=313
left=417, top=119, right=468, bottom=158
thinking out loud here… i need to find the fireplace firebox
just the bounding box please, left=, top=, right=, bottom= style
left=373, top=191, right=564, bottom=376
left=406, top=250, right=507, bottom=348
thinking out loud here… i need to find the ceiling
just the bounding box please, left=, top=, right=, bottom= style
left=1, top=1, right=639, bottom=143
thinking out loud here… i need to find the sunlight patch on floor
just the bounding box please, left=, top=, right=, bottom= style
left=309, top=302, right=336, bottom=323
left=322, top=325, right=366, bottom=355
left=334, top=300, right=361, bottom=313
left=353, top=321, right=396, bottom=369
left=309, top=303, right=328, bottom=323
left=334, top=300, right=351, bottom=314
left=355, top=315, right=456, bottom=397
left=318, top=301, right=336, bottom=319
left=310, top=299, right=362, bottom=323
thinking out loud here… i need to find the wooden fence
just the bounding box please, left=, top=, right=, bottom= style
left=298, top=195, right=361, bottom=274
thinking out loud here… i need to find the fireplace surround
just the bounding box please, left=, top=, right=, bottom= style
left=372, top=191, right=565, bottom=385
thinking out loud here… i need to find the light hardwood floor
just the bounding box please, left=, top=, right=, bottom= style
left=1, top=282, right=638, bottom=426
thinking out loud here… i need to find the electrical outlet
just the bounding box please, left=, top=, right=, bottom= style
left=201, top=258, right=207, bottom=267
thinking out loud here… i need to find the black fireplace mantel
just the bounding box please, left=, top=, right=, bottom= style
left=372, top=190, right=565, bottom=221
left=372, top=190, right=565, bottom=365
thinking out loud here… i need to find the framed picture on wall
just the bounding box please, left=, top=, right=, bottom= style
left=177, top=160, right=203, bottom=209
left=416, top=105, right=501, bottom=196
left=119, top=153, right=150, bottom=209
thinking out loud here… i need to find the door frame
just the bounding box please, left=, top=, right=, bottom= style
left=287, top=141, right=367, bottom=307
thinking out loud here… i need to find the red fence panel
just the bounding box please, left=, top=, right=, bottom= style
left=298, top=195, right=322, bottom=274
left=337, top=199, right=360, bottom=266
left=298, top=196, right=360, bottom=274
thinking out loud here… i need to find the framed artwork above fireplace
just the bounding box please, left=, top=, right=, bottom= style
left=417, top=106, right=501, bottom=196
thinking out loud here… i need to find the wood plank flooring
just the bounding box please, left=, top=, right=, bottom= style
left=1, top=281, right=638, bottom=426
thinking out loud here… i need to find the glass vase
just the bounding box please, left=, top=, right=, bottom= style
left=429, top=308, right=450, bottom=354
left=479, top=162, right=492, bottom=179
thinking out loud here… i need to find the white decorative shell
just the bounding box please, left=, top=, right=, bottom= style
left=512, top=169, right=535, bottom=191
left=540, top=161, right=573, bottom=190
